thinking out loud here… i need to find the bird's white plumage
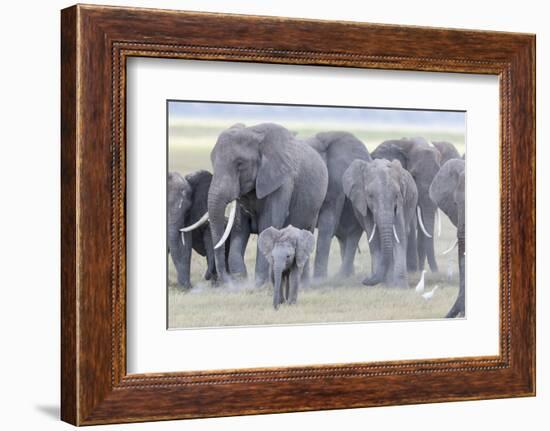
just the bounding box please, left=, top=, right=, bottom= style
left=422, top=285, right=439, bottom=300
left=415, top=270, right=427, bottom=293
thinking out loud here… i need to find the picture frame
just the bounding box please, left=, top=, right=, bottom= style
left=61, top=4, right=535, bottom=425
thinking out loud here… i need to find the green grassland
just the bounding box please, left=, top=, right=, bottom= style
left=167, top=119, right=464, bottom=329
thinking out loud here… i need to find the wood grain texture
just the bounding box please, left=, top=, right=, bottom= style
left=60, top=4, right=536, bottom=425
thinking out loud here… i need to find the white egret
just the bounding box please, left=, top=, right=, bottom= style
left=422, top=285, right=439, bottom=300
left=415, top=270, right=427, bottom=294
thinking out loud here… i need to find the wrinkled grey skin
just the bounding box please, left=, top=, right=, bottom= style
left=225, top=199, right=259, bottom=279
left=208, top=123, right=328, bottom=286
left=306, top=131, right=372, bottom=279
left=343, top=159, right=418, bottom=288
left=430, top=159, right=466, bottom=318
left=432, top=141, right=461, bottom=165
left=168, top=170, right=216, bottom=289
left=258, top=225, right=315, bottom=309
left=372, top=138, right=441, bottom=273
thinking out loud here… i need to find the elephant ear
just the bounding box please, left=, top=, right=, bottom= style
left=342, top=160, right=368, bottom=217
left=253, top=124, right=299, bottom=199
left=184, top=170, right=212, bottom=223
left=258, top=227, right=280, bottom=258
left=390, top=160, right=409, bottom=198
left=429, top=159, right=465, bottom=226
left=167, top=171, right=190, bottom=213
left=372, top=140, right=409, bottom=169
left=296, top=229, right=315, bottom=269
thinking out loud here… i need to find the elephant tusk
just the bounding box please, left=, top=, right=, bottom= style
left=417, top=206, right=433, bottom=238
left=437, top=208, right=442, bottom=237
left=214, top=200, right=236, bottom=250
left=180, top=212, right=209, bottom=232
left=180, top=230, right=185, bottom=246
left=368, top=224, right=376, bottom=243
left=393, top=224, right=400, bottom=244
left=442, top=238, right=458, bottom=255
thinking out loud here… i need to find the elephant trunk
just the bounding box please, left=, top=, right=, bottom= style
left=207, top=176, right=237, bottom=283
left=379, top=222, right=394, bottom=277
left=447, top=199, right=466, bottom=318
left=369, top=212, right=394, bottom=285
left=418, top=199, right=439, bottom=272
left=272, top=260, right=286, bottom=310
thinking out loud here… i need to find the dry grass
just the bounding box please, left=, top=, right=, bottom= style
left=167, top=120, right=464, bottom=329
left=168, top=280, right=458, bottom=328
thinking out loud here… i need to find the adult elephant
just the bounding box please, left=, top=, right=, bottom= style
left=307, top=131, right=371, bottom=279
left=168, top=170, right=216, bottom=289
left=207, top=123, right=328, bottom=286
left=372, top=138, right=441, bottom=273
left=343, top=159, right=418, bottom=288
left=429, top=159, right=466, bottom=317
left=432, top=141, right=461, bottom=165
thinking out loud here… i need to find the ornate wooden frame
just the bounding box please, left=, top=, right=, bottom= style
left=61, top=4, right=535, bottom=425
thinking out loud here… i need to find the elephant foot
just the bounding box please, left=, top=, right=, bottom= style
left=255, top=276, right=269, bottom=288
left=445, top=297, right=465, bottom=318
left=336, top=267, right=354, bottom=279
left=407, top=263, right=418, bottom=273
left=177, top=280, right=193, bottom=290
left=394, top=280, right=408, bottom=289
left=428, top=262, right=439, bottom=273
left=362, top=275, right=382, bottom=286
left=313, top=269, right=328, bottom=280
left=231, top=271, right=248, bottom=283
left=212, top=272, right=232, bottom=286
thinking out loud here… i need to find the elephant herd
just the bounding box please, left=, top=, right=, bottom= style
left=168, top=122, right=466, bottom=317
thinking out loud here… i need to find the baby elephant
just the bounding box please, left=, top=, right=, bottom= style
left=258, top=225, right=315, bottom=309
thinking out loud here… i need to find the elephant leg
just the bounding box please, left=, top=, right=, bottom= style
left=288, top=266, right=302, bottom=304
left=417, top=226, right=427, bottom=271
left=407, top=225, right=418, bottom=272
left=203, top=229, right=216, bottom=281
left=337, top=236, right=346, bottom=263
left=313, top=208, right=337, bottom=280
left=228, top=220, right=250, bottom=280
left=425, top=235, right=439, bottom=273
left=283, top=274, right=290, bottom=303
left=212, top=242, right=230, bottom=284
left=339, top=228, right=361, bottom=278
left=392, top=230, right=408, bottom=288
left=255, top=251, right=270, bottom=288
left=300, top=256, right=311, bottom=287
left=446, top=238, right=465, bottom=317
left=169, top=228, right=193, bottom=289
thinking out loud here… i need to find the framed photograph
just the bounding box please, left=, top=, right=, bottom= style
left=61, top=4, right=535, bottom=425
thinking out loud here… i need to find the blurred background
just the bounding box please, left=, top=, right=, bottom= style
left=168, top=101, right=465, bottom=173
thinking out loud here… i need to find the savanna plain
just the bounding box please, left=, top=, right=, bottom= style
left=168, top=119, right=465, bottom=328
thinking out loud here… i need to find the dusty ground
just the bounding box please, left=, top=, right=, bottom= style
left=167, top=119, right=464, bottom=328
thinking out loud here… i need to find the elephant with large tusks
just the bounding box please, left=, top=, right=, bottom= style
left=168, top=170, right=217, bottom=289
left=306, top=131, right=372, bottom=279
left=429, top=159, right=466, bottom=317
left=343, top=159, right=418, bottom=288
left=258, top=225, right=315, bottom=309
left=206, top=123, right=328, bottom=286
left=372, top=137, right=441, bottom=273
